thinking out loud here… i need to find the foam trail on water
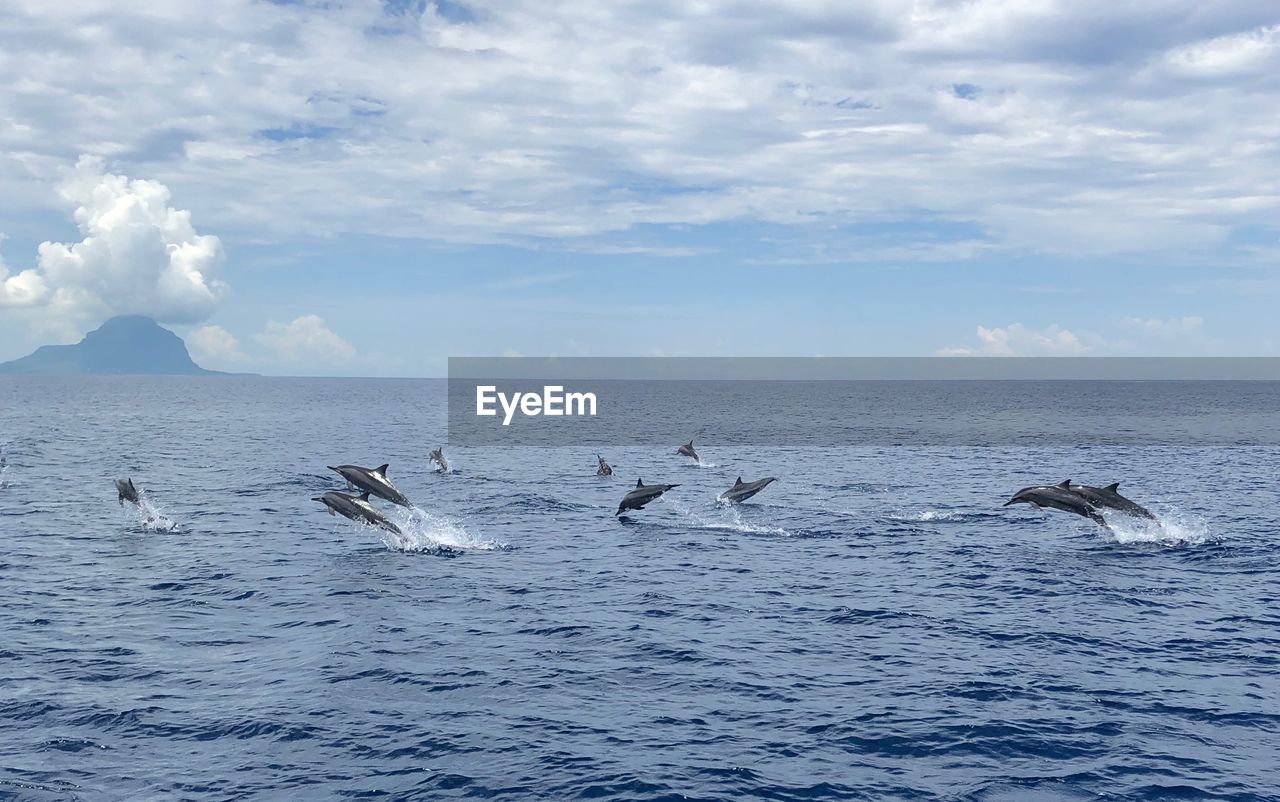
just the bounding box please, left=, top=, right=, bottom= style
left=888, top=508, right=966, bottom=523
left=1105, top=507, right=1212, bottom=546
left=383, top=504, right=503, bottom=552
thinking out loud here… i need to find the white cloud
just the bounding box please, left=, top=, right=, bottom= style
left=1121, top=315, right=1204, bottom=337
left=0, top=2, right=1276, bottom=260
left=941, top=314, right=1212, bottom=355
left=255, top=315, right=355, bottom=362
left=941, top=323, right=1092, bottom=356
left=0, top=249, right=48, bottom=307
left=0, top=157, right=226, bottom=325
left=187, top=324, right=246, bottom=363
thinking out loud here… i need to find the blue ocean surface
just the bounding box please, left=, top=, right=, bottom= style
left=1, top=377, right=1277, bottom=800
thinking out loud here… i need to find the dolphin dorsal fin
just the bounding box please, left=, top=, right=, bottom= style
left=1057, top=480, right=1071, bottom=489
left=360, top=491, right=371, bottom=501
left=735, top=476, right=743, bottom=486
left=636, top=478, right=644, bottom=488
left=686, top=440, right=693, bottom=447
left=376, top=464, right=389, bottom=475
left=128, top=479, right=136, bottom=490
left=1105, top=482, right=1120, bottom=492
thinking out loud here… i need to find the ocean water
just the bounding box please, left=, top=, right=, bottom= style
left=1, top=377, right=1277, bottom=801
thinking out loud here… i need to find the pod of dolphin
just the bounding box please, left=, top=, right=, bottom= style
left=111, top=441, right=1157, bottom=537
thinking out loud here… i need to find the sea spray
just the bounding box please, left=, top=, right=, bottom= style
left=381, top=504, right=504, bottom=552
left=1105, top=507, right=1214, bottom=547
left=671, top=497, right=792, bottom=536
left=129, top=493, right=178, bottom=533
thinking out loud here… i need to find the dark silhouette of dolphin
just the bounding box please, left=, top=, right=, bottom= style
left=616, top=478, right=679, bottom=516
left=719, top=476, right=777, bottom=504
left=328, top=464, right=410, bottom=507
left=1004, top=482, right=1108, bottom=527
left=115, top=478, right=140, bottom=506
left=676, top=440, right=699, bottom=461
left=1064, top=481, right=1156, bottom=520
left=597, top=455, right=613, bottom=476
left=429, top=447, right=449, bottom=473
left=313, top=490, right=402, bottom=535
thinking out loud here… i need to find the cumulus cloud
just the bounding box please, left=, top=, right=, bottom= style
left=255, top=315, right=355, bottom=362
left=188, top=324, right=247, bottom=363
left=0, top=157, right=226, bottom=324
left=0, top=2, right=1276, bottom=260
left=940, top=323, right=1093, bottom=356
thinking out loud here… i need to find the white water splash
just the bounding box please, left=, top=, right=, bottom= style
left=889, top=509, right=965, bottom=523
left=671, top=498, right=792, bottom=536
left=380, top=504, right=503, bottom=552
left=128, top=494, right=178, bottom=533
left=1104, top=508, right=1213, bottom=547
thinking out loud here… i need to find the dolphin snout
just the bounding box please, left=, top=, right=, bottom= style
left=1002, top=498, right=1020, bottom=506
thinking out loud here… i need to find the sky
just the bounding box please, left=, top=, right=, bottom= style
left=0, top=0, right=1278, bottom=376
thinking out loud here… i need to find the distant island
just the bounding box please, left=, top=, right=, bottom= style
left=0, top=315, right=236, bottom=376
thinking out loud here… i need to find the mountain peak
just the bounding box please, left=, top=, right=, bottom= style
left=0, top=316, right=221, bottom=375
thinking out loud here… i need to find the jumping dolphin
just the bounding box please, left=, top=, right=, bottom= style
left=115, top=478, right=140, bottom=506
left=616, top=477, right=679, bottom=516
left=597, top=455, right=613, bottom=476
left=1004, top=483, right=1108, bottom=527
left=328, top=464, right=410, bottom=507
left=719, top=476, right=777, bottom=504
left=429, top=447, right=449, bottom=473
left=313, top=490, right=403, bottom=535
left=677, top=440, right=699, bottom=461
left=1063, top=481, right=1156, bottom=520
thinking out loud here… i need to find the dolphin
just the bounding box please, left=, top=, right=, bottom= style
left=1004, top=483, right=1108, bottom=527
left=677, top=440, right=699, bottom=461
left=1064, top=480, right=1156, bottom=520
left=597, top=455, right=613, bottom=476
left=115, top=478, right=140, bottom=506
left=312, top=490, right=403, bottom=535
left=429, top=447, right=449, bottom=473
left=328, top=464, right=410, bottom=507
left=616, top=477, right=679, bottom=516
left=719, top=476, right=777, bottom=504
